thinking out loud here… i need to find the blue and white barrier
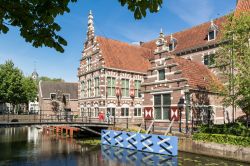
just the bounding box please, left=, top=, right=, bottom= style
left=101, top=130, right=178, bottom=156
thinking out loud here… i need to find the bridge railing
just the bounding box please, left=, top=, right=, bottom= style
left=0, top=113, right=144, bottom=126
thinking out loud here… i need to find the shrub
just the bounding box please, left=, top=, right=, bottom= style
left=198, top=122, right=250, bottom=137
left=193, top=133, right=250, bottom=147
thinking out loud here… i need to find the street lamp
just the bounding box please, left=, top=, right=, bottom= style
left=178, top=96, right=185, bottom=132
left=115, top=86, right=121, bottom=126
left=130, top=88, right=135, bottom=106
left=184, top=85, right=190, bottom=134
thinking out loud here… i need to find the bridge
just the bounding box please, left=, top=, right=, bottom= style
left=0, top=121, right=112, bottom=128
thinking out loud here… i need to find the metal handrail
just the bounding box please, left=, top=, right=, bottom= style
left=165, top=118, right=175, bottom=136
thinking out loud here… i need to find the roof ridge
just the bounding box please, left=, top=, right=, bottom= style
left=142, top=15, right=229, bottom=44
left=96, top=36, right=152, bottom=51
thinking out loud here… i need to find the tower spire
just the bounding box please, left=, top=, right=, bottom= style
left=87, top=10, right=95, bottom=41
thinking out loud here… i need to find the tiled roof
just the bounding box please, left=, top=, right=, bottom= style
left=141, top=16, right=228, bottom=54
left=96, top=36, right=153, bottom=73
left=39, top=81, right=78, bottom=99
left=173, top=56, right=223, bottom=91
left=235, top=0, right=250, bottom=16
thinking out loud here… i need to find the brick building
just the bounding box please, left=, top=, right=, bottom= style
left=38, top=81, right=78, bottom=117
left=78, top=0, right=249, bottom=127
left=78, top=11, right=152, bottom=122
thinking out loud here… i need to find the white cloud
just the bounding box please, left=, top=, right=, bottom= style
left=168, top=0, right=214, bottom=25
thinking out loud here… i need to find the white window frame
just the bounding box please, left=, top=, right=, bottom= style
left=50, top=93, right=57, bottom=100
left=121, top=78, right=130, bottom=97
left=208, top=30, right=216, bottom=41
left=134, top=107, right=142, bottom=117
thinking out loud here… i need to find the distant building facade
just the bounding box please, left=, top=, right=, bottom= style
left=29, top=70, right=40, bottom=114
left=38, top=81, right=78, bottom=117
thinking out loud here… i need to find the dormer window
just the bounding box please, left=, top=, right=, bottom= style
left=169, top=34, right=177, bottom=51
left=208, top=20, right=218, bottom=41
left=169, top=43, right=174, bottom=51
left=208, top=31, right=216, bottom=41
left=50, top=93, right=56, bottom=100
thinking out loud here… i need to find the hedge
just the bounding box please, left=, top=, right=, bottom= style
left=193, top=133, right=250, bottom=147
left=198, top=122, right=250, bottom=137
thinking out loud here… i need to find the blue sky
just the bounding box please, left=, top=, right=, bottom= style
left=0, top=0, right=237, bottom=82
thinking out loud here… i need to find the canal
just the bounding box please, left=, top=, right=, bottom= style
left=0, top=127, right=248, bottom=166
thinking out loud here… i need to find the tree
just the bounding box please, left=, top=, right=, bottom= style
left=0, top=61, right=24, bottom=112
left=0, top=60, right=38, bottom=113
left=22, top=77, right=38, bottom=104
left=216, top=13, right=250, bottom=124
left=0, top=0, right=162, bottom=53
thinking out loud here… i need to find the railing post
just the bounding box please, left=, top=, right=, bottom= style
left=144, top=120, right=147, bottom=130
left=126, top=117, right=128, bottom=129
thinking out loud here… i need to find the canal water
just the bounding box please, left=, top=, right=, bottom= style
left=0, top=127, right=248, bottom=166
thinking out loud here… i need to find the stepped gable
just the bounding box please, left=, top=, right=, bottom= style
left=96, top=36, right=153, bottom=73
left=40, top=81, right=78, bottom=99
left=141, top=16, right=227, bottom=54
left=173, top=56, right=223, bottom=91
left=235, top=0, right=250, bottom=16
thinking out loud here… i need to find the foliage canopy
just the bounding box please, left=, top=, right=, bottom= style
left=216, top=13, right=250, bottom=118
left=0, top=61, right=37, bottom=109
left=0, top=0, right=162, bottom=53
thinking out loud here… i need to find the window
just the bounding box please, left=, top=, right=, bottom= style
left=63, top=94, right=70, bottom=102
left=94, top=107, right=99, bottom=117
left=169, top=43, right=174, bottom=51
left=121, top=79, right=129, bottom=97
left=81, top=81, right=85, bottom=98
left=50, top=93, right=56, bottom=100
left=204, top=54, right=215, bottom=66
left=208, top=31, right=216, bottom=41
left=158, top=69, right=165, bottom=80
left=87, top=80, right=92, bottom=97
left=86, top=57, right=91, bottom=71
left=121, top=108, right=129, bottom=116
left=107, top=77, right=116, bottom=96
left=87, top=108, right=92, bottom=117
left=80, top=107, right=85, bottom=116
left=169, top=36, right=177, bottom=51
left=94, top=77, right=100, bottom=96
left=107, top=108, right=115, bottom=116
left=154, top=94, right=171, bottom=120
left=134, top=108, right=141, bottom=116
left=81, top=107, right=91, bottom=117
left=134, top=80, right=141, bottom=97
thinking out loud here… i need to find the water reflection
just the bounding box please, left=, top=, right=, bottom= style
left=0, top=127, right=249, bottom=166
left=101, top=145, right=178, bottom=166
